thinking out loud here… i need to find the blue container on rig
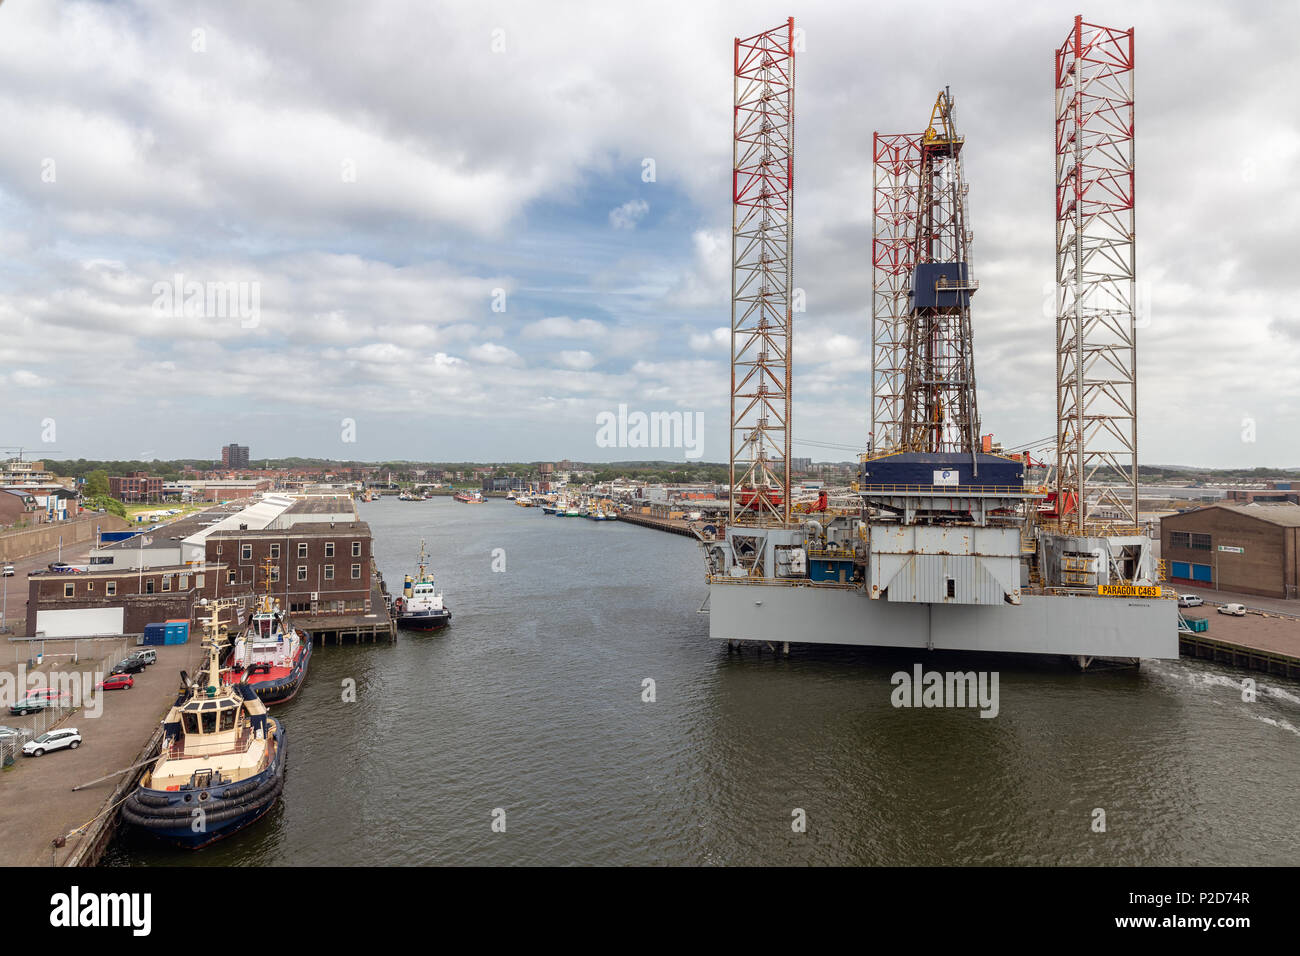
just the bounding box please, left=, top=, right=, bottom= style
left=163, top=619, right=190, bottom=645
left=142, top=622, right=167, bottom=646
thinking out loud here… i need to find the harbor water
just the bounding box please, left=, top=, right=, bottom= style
left=106, top=497, right=1300, bottom=865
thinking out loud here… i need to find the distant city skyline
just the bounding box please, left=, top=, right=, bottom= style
left=1, top=1, right=1296, bottom=468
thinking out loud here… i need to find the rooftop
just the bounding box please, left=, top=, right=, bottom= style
left=1185, top=503, right=1300, bottom=527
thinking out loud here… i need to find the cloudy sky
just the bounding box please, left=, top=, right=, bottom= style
left=0, top=0, right=1296, bottom=467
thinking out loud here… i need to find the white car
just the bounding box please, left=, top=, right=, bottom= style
left=1178, top=594, right=1204, bottom=608
left=2, top=564, right=14, bottom=577
left=23, top=728, right=82, bottom=756
left=1217, top=603, right=1247, bottom=617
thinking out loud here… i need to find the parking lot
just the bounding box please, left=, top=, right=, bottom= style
left=0, top=640, right=203, bottom=866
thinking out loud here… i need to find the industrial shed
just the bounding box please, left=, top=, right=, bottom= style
left=1160, top=503, right=1300, bottom=599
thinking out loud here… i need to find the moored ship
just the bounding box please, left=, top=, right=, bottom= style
left=453, top=490, right=484, bottom=503
left=121, top=599, right=286, bottom=849
left=393, top=539, right=452, bottom=631
left=223, top=566, right=312, bottom=705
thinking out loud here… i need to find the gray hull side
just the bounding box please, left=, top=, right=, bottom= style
left=708, top=583, right=1179, bottom=659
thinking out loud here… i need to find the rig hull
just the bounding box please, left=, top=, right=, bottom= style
left=707, top=582, right=1178, bottom=659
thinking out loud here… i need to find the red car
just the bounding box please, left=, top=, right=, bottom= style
left=97, top=674, right=134, bottom=691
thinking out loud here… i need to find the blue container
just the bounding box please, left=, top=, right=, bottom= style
left=143, top=622, right=167, bottom=646
left=163, top=620, right=189, bottom=645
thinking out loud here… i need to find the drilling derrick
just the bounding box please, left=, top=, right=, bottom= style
left=729, top=17, right=795, bottom=527
left=901, top=90, right=980, bottom=454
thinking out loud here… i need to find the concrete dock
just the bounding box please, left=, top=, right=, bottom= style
left=0, top=640, right=203, bottom=866
left=615, top=511, right=707, bottom=538
left=1178, top=589, right=1300, bottom=679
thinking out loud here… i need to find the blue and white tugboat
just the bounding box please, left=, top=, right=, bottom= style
left=393, top=539, right=452, bottom=631
left=121, top=599, right=286, bottom=849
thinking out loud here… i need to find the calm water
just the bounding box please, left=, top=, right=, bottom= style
left=106, top=497, right=1300, bottom=865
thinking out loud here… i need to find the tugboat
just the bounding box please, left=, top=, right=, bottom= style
left=392, top=539, right=451, bottom=631
left=453, top=490, right=484, bottom=503
left=121, top=599, right=286, bottom=849
left=223, top=560, right=312, bottom=705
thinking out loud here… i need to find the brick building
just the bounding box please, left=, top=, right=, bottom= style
left=110, top=471, right=163, bottom=502
left=26, top=497, right=379, bottom=635
left=221, top=444, right=250, bottom=469
left=1160, top=503, right=1300, bottom=599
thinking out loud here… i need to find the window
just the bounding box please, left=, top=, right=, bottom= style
left=1170, top=531, right=1190, bottom=549
left=352, top=541, right=361, bottom=557
left=228, top=569, right=237, bottom=585
left=298, top=542, right=308, bottom=558
left=64, top=582, right=74, bottom=597
left=297, top=566, right=307, bottom=581
left=946, top=579, right=956, bottom=598
left=195, top=574, right=204, bottom=588
left=270, top=566, right=280, bottom=582
left=162, top=577, right=171, bottom=592
left=1191, top=533, right=1212, bottom=551
left=145, top=580, right=155, bottom=594
left=324, top=565, right=334, bottom=581
left=87, top=581, right=94, bottom=592
left=352, top=564, right=361, bottom=579
left=241, top=544, right=252, bottom=561
left=179, top=574, right=188, bottom=589
left=219, top=708, right=236, bottom=732
left=270, top=543, right=280, bottom=559
left=325, top=542, right=335, bottom=558
left=106, top=581, right=117, bottom=597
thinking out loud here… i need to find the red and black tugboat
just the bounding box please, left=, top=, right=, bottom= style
left=223, top=559, right=312, bottom=705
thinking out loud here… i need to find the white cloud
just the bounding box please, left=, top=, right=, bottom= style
left=468, top=342, right=522, bottom=365
left=521, top=316, right=607, bottom=340
left=609, top=199, right=649, bottom=230
left=559, top=349, right=596, bottom=370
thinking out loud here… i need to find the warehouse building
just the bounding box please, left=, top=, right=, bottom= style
left=26, top=495, right=381, bottom=635
left=1160, top=503, right=1300, bottom=599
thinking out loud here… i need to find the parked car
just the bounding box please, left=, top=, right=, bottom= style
left=129, top=648, right=157, bottom=666
left=0, top=724, right=30, bottom=741
left=1178, top=594, right=1204, bottom=608
left=110, top=658, right=147, bottom=675
left=2, top=564, right=14, bottom=577
left=1218, top=603, right=1247, bottom=617
left=96, top=674, right=135, bottom=691
left=23, top=729, right=81, bottom=757
left=9, top=688, right=70, bottom=715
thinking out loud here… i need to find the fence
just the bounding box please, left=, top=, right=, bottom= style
left=2, top=635, right=135, bottom=741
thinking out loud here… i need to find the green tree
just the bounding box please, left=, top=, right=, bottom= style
left=83, top=470, right=110, bottom=497
left=86, top=495, right=126, bottom=518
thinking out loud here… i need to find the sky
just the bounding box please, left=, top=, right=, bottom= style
left=0, top=0, right=1296, bottom=468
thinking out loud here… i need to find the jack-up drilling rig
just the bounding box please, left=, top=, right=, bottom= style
left=704, top=15, right=1175, bottom=665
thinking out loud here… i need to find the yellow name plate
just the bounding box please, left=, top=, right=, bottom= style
left=1097, top=585, right=1162, bottom=598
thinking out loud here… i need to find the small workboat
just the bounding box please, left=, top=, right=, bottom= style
left=393, top=539, right=452, bottom=631
left=223, top=563, right=311, bottom=705
left=121, top=600, right=286, bottom=849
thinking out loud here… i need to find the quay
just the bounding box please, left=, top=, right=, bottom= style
left=615, top=510, right=706, bottom=538
left=1177, top=589, right=1300, bottom=679
left=297, top=568, right=396, bottom=644
left=0, top=638, right=203, bottom=867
